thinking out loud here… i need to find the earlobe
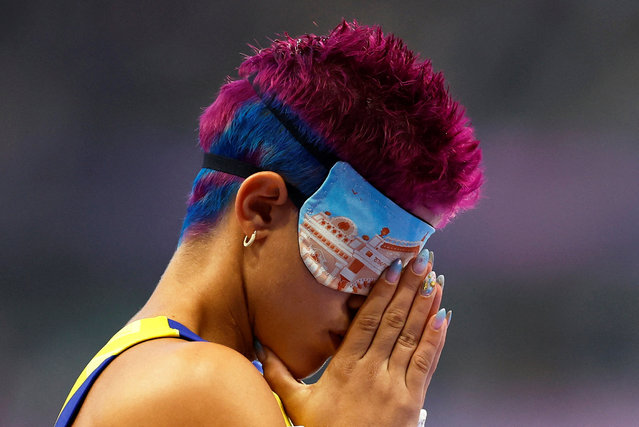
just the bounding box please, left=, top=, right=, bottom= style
left=235, top=172, right=290, bottom=239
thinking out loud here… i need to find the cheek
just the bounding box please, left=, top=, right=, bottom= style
left=254, top=268, right=343, bottom=375
left=262, top=216, right=318, bottom=295
left=254, top=287, right=335, bottom=378
left=252, top=213, right=350, bottom=376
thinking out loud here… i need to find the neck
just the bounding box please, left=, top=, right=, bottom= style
left=132, top=217, right=255, bottom=359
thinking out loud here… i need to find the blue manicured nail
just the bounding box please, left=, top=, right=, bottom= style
left=437, top=274, right=445, bottom=290
left=433, top=308, right=447, bottom=330
left=412, top=247, right=430, bottom=275
left=428, top=250, right=434, bottom=266
left=386, top=259, right=403, bottom=283
left=445, top=310, right=453, bottom=326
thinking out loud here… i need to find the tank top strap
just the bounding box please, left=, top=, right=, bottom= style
left=55, top=316, right=201, bottom=427
left=55, top=316, right=294, bottom=427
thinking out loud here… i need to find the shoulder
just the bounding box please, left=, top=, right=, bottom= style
left=74, top=338, right=287, bottom=426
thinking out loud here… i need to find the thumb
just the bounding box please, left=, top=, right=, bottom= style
left=259, top=345, right=304, bottom=401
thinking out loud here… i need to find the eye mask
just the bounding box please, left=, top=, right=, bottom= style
left=297, top=161, right=434, bottom=294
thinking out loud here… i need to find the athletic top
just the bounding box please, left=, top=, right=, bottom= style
left=55, top=316, right=293, bottom=426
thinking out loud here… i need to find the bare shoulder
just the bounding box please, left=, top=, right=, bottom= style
left=74, top=338, right=287, bottom=426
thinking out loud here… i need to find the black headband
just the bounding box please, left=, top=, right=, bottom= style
left=246, top=74, right=339, bottom=170
left=202, top=153, right=308, bottom=208
left=201, top=74, right=339, bottom=209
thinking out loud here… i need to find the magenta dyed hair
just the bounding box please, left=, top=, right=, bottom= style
left=194, top=20, right=482, bottom=231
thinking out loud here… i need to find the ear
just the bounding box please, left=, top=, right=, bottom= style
left=234, top=172, right=291, bottom=241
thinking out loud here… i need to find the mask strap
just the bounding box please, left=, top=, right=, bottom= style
left=201, top=74, right=339, bottom=209
left=247, top=73, right=339, bottom=171
left=202, top=153, right=308, bottom=208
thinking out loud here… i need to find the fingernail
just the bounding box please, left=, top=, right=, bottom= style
left=421, top=279, right=435, bottom=296
left=412, top=247, right=430, bottom=275
left=426, top=271, right=437, bottom=288
left=385, top=259, right=403, bottom=283
left=428, top=250, right=434, bottom=267
left=433, top=308, right=447, bottom=330
left=253, top=337, right=265, bottom=361
left=437, top=274, right=445, bottom=290
left=445, top=310, right=453, bottom=326
left=421, top=271, right=436, bottom=296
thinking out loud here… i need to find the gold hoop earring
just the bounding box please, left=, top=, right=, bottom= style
left=243, top=230, right=257, bottom=247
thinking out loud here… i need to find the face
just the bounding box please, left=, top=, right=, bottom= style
left=247, top=202, right=442, bottom=379
left=246, top=204, right=361, bottom=378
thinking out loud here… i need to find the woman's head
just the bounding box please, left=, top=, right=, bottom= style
left=181, top=20, right=483, bottom=241
left=178, top=21, right=483, bottom=377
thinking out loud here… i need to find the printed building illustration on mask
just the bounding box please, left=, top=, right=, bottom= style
left=299, top=211, right=425, bottom=293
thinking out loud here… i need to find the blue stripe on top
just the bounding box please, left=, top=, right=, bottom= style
left=55, top=355, right=117, bottom=427
left=167, top=319, right=206, bottom=342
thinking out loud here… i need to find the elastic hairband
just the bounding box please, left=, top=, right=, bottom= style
left=202, top=153, right=263, bottom=178
left=202, top=153, right=307, bottom=208
left=247, top=73, right=339, bottom=171
left=200, top=75, right=339, bottom=209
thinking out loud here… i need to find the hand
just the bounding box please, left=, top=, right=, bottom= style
left=259, top=252, right=450, bottom=427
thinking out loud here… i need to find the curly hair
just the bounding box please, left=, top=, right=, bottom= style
left=181, top=20, right=483, bottom=240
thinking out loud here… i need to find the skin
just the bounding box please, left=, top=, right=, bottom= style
left=72, top=172, right=448, bottom=426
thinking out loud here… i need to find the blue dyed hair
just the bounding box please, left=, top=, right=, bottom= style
left=180, top=99, right=327, bottom=241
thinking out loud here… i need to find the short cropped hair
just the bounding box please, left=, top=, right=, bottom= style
left=181, top=21, right=483, bottom=240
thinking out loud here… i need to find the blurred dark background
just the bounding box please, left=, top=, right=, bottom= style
left=1, top=1, right=638, bottom=426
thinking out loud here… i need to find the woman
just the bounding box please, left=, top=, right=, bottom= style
left=56, top=21, right=482, bottom=426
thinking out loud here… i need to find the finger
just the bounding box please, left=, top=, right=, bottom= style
left=388, top=271, right=439, bottom=376
left=421, top=312, right=449, bottom=401
left=336, top=258, right=404, bottom=360
left=427, top=280, right=443, bottom=321
left=259, top=346, right=304, bottom=403
left=366, top=249, right=433, bottom=361
left=405, top=308, right=449, bottom=394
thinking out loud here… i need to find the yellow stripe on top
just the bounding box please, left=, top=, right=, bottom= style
left=59, top=316, right=180, bottom=412
left=272, top=391, right=294, bottom=426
